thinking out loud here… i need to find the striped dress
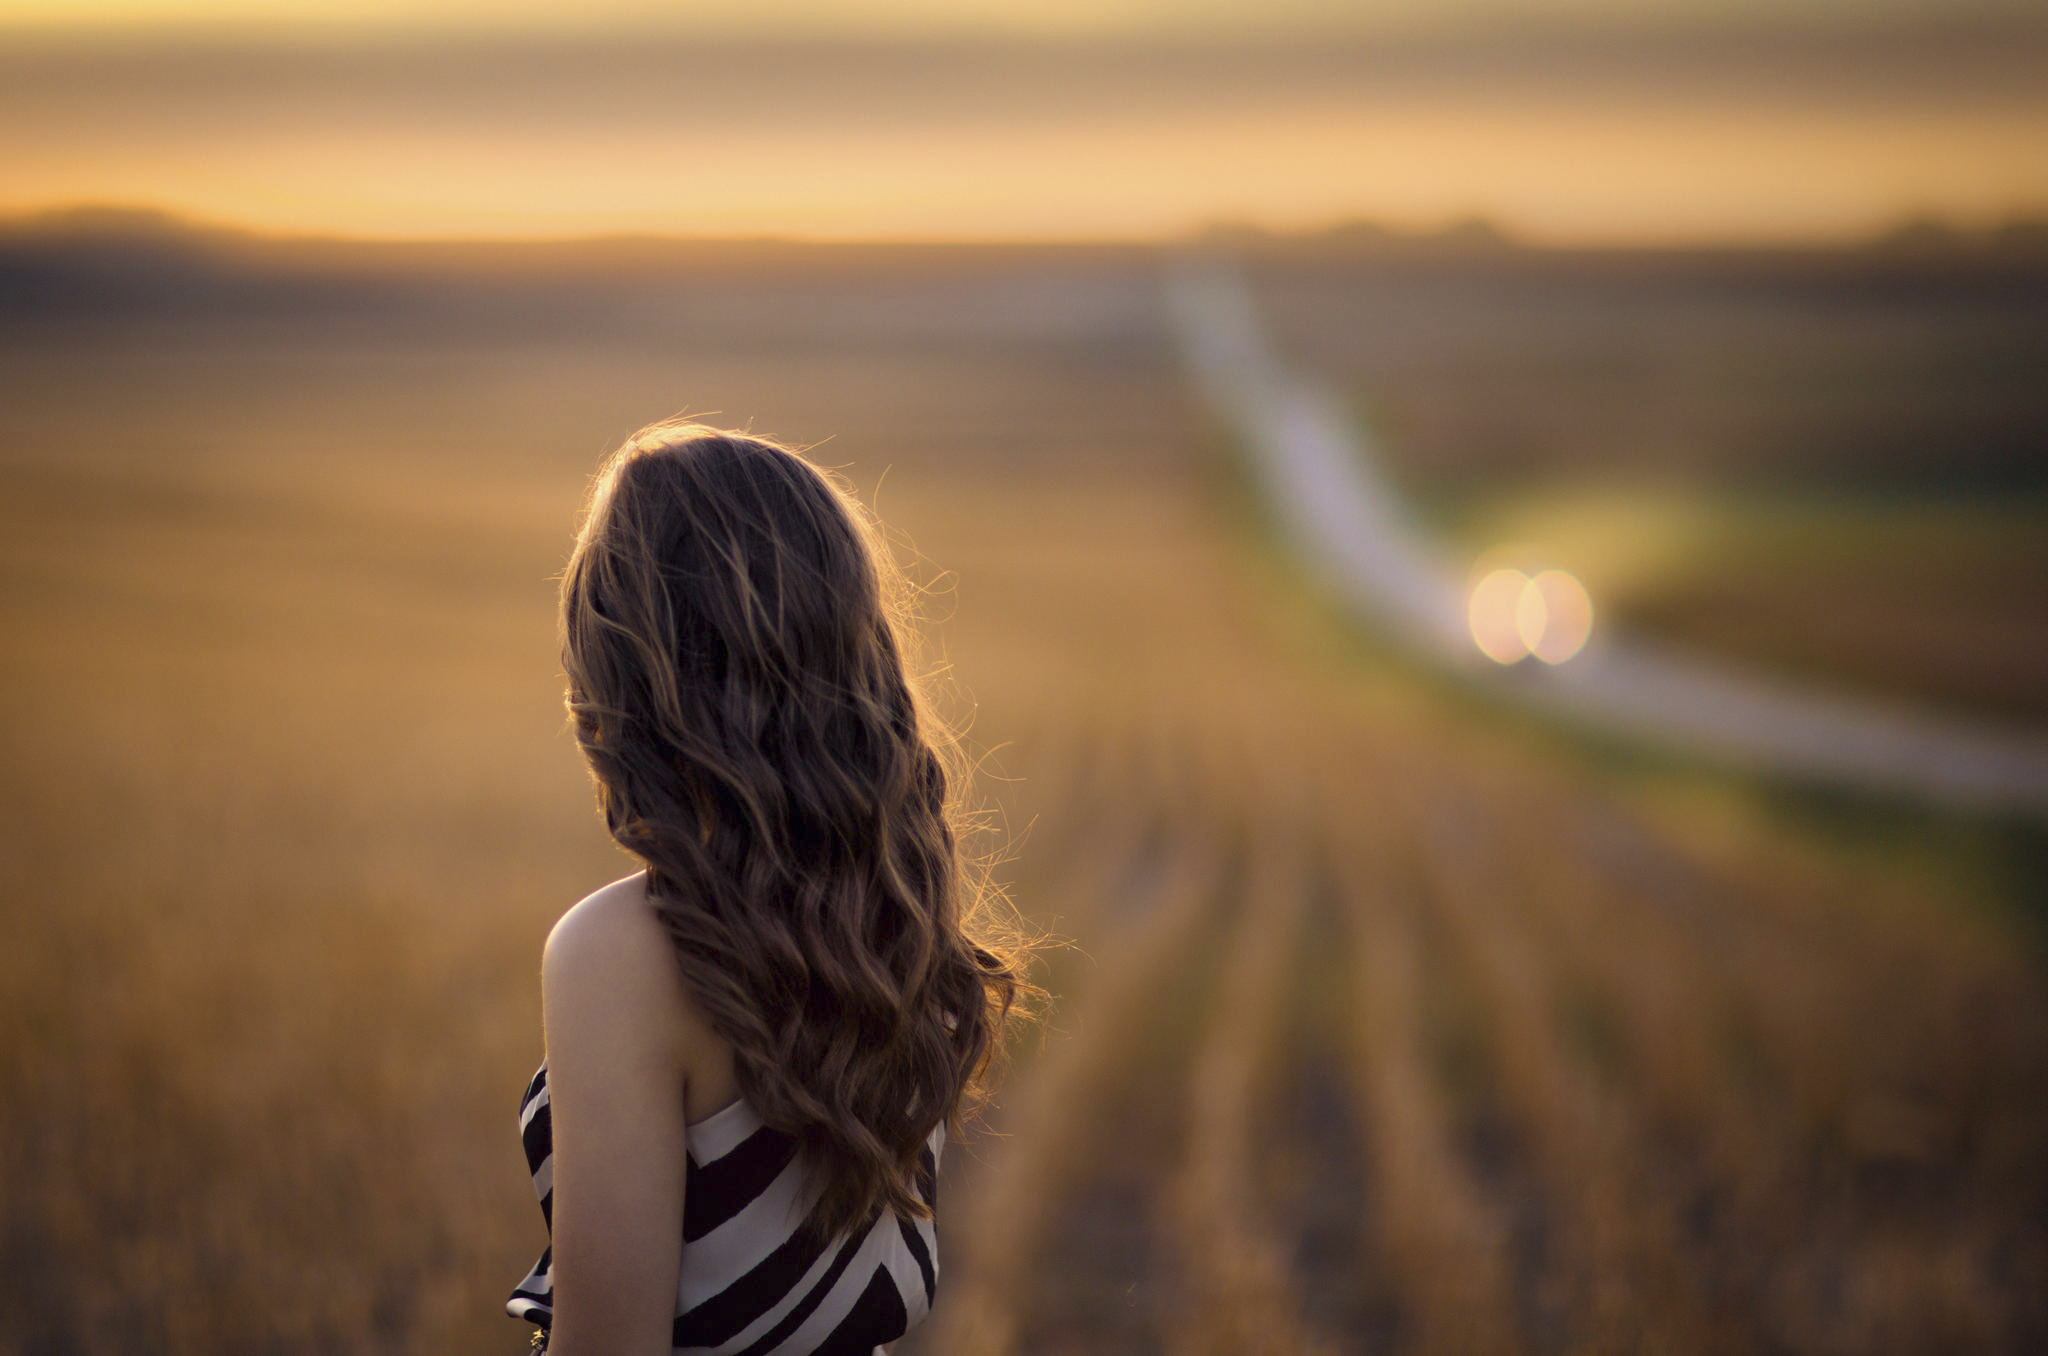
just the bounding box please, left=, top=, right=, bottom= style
left=506, top=1059, right=943, bottom=1355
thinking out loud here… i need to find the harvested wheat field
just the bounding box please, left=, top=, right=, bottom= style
left=1, top=236, right=2043, bottom=1355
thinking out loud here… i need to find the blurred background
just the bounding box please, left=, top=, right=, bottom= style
left=2, top=2, right=2044, bottom=1353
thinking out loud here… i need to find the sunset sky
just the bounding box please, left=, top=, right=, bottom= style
left=3, top=0, right=2043, bottom=243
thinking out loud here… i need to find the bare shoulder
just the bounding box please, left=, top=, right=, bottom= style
left=542, top=871, right=722, bottom=1073
left=543, top=871, right=673, bottom=986
left=545, top=869, right=664, bottom=960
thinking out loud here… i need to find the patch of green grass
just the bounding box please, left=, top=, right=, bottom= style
left=1194, top=427, right=2048, bottom=954
left=1411, top=478, right=2048, bottom=725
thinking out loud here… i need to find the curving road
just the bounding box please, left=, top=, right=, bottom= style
left=1162, top=252, right=2048, bottom=818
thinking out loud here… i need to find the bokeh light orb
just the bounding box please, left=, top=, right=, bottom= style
left=1526, top=569, right=1594, bottom=663
left=1468, top=561, right=1594, bottom=665
left=1468, top=567, right=1531, bottom=663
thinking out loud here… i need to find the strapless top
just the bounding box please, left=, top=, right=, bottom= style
left=505, top=1058, right=942, bottom=1355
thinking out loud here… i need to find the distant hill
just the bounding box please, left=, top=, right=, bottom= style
left=1, top=202, right=2043, bottom=328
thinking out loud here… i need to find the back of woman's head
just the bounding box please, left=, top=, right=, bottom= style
left=558, top=416, right=1036, bottom=1238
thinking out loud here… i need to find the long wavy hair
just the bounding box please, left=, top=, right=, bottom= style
left=558, top=416, right=1039, bottom=1240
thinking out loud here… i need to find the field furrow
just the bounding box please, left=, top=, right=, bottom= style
left=1407, top=775, right=1740, bottom=1353
left=916, top=754, right=1228, bottom=1354
left=1315, top=753, right=1521, bottom=1356
left=1163, top=754, right=1337, bottom=1356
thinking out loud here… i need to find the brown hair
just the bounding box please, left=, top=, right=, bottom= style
left=558, top=416, right=1039, bottom=1238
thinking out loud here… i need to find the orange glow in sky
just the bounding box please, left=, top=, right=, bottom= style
left=1, top=3, right=2042, bottom=243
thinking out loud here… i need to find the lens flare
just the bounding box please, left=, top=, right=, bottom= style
left=1468, top=562, right=1594, bottom=665
left=1514, top=574, right=1549, bottom=656
left=1468, top=567, right=1531, bottom=664
left=1526, top=569, right=1594, bottom=663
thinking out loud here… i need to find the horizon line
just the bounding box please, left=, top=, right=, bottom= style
left=7, top=200, right=2044, bottom=256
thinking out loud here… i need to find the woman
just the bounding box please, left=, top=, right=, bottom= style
left=505, top=419, right=1039, bottom=1355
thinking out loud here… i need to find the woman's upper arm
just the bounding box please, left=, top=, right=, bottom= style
left=539, top=881, right=694, bottom=1356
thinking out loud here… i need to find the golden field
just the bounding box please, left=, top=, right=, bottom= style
left=1, top=234, right=2043, bottom=1354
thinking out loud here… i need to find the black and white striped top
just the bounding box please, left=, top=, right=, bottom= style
left=506, top=1059, right=943, bottom=1355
